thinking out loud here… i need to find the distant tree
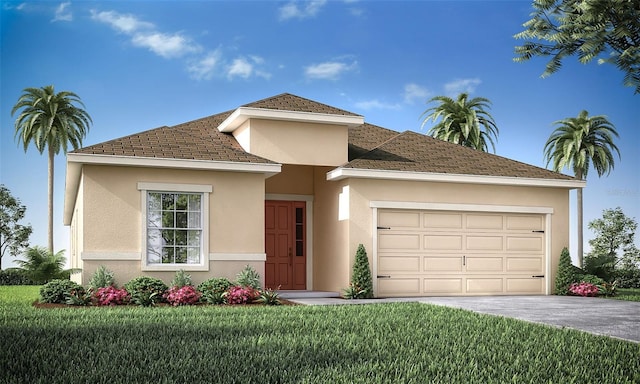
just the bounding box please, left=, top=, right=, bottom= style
left=420, top=93, right=499, bottom=153
left=16, top=246, right=68, bottom=284
left=12, top=85, right=92, bottom=253
left=584, top=207, right=640, bottom=281
left=544, top=110, right=620, bottom=267
left=514, top=0, right=640, bottom=94
left=0, top=185, right=33, bottom=270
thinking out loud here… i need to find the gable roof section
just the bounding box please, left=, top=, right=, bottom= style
left=330, top=131, right=584, bottom=188
left=242, top=93, right=360, bottom=116
left=348, top=123, right=400, bottom=160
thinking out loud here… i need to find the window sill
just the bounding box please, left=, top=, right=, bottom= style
left=142, top=264, right=209, bottom=272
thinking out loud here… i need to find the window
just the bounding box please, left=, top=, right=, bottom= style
left=138, top=182, right=212, bottom=271
left=147, top=192, right=202, bottom=264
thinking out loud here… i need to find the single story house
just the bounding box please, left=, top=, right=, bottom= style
left=64, top=93, right=584, bottom=296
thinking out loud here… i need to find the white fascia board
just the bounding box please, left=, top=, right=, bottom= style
left=217, top=107, right=365, bottom=132
left=63, top=153, right=282, bottom=225
left=326, top=167, right=586, bottom=189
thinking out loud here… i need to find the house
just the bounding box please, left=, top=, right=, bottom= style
left=63, top=93, right=584, bottom=296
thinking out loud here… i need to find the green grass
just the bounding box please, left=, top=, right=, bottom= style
left=1, top=287, right=638, bottom=384
left=609, top=288, right=640, bottom=302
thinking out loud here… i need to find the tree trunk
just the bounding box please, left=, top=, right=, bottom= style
left=48, top=146, right=54, bottom=254
left=577, top=187, right=583, bottom=268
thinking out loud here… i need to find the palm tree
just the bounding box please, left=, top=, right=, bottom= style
left=544, top=110, right=620, bottom=268
left=11, top=85, right=92, bottom=253
left=16, top=246, right=68, bottom=284
left=420, top=93, right=499, bottom=152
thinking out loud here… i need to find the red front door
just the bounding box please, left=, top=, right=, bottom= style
left=265, top=200, right=306, bottom=290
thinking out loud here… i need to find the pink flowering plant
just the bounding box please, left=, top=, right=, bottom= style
left=165, top=285, right=202, bottom=306
left=568, top=282, right=599, bottom=297
left=224, top=285, right=258, bottom=305
left=93, top=286, right=130, bottom=306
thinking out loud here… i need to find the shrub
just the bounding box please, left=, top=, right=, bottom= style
left=170, top=269, right=192, bottom=288
left=569, top=282, right=599, bottom=297
left=236, top=265, right=261, bottom=290
left=615, top=267, right=640, bottom=288
left=0, top=268, right=34, bottom=285
left=584, top=253, right=616, bottom=282
left=39, top=279, right=84, bottom=304
left=342, top=282, right=368, bottom=300
left=224, top=285, right=258, bottom=304
left=577, top=274, right=605, bottom=286
left=124, top=276, right=168, bottom=306
left=198, top=277, right=233, bottom=304
left=555, top=247, right=576, bottom=295
left=256, top=288, right=281, bottom=305
left=597, top=281, right=617, bottom=297
left=94, top=286, right=130, bottom=306
left=66, top=288, right=92, bottom=306
left=165, top=285, right=201, bottom=306
left=348, top=244, right=373, bottom=299
left=88, top=265, right=115, bottom=290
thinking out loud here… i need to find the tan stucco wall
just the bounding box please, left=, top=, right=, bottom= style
left=235, top=119, right=348, bottom=166
left=75, top=165, right=266, bottom=286
left=312, top=168, right=350, bottom=292
left=345, top=178, right=570, bottom=295
left=265, top=165, right=314, bottom=195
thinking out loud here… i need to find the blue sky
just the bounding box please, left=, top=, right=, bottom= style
left=1, top=0, right=638, bottom=269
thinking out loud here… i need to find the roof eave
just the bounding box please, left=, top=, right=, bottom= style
left=63, top=153, right=282, bottom=225
left=326, top=167, right=586, bottom=189
left=217, top=107, right=365, bottom=133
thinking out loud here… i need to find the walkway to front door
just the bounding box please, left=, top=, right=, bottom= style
left=265, top=200, right=306, bottom=290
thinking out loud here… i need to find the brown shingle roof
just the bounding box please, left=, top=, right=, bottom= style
left=343, top=131, right=574, bottom=180
left=242, top=93, right=361, bottom=116
left=348, top=123, right=400, bottom=160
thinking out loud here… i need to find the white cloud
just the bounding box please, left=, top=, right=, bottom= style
left=187, top=50, right=222, bottom=80
left=305, top=60, right=357, bottom=80
left=227, top=57, right=253, bottom=79
left=444, top=78, right=482, bottom=95
left=52, top=2, right=72, bottom=22
left=355, top=99, right=401, bottom=110
left=90, top=10, right=154, bottom=33
left=132, top=32, right=199, bottom=59
left=279, top=0, right=327, bottom=21
left=403, top=83, right=430, bottom=104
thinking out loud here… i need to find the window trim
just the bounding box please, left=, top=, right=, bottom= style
left=138, top=182, right=212, bottom=271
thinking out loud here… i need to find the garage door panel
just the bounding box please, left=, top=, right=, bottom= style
left=507, top=257, right=542, bottom=272
left=423, top=213, right=463, bottom=229
left=424, top=278, right=463, bottom=294
left=379, top=234, right=420, bottom=250
left=466, top=214, right=503, bottom=230
left=506, top=215, right=544, bottom=231
left=424, top=235, right=462, bottom=250
left=466, top=257, right=503, bottom=272
left=507, top=236, right=543, bottom=252
left=377, top=209, right=546, bottom=297
left=424, top=257, right=462, bottom=272
left=507, top=278, right=543, bottom=293
left=379, top=211, right=420, bottom=229
left=379, top=255, right=420, bottom=272
left=466, top=278, right=503, bottom=293
left=378, top=278, right=421, bottom=296
left=466, top=235, right=503, bottom=250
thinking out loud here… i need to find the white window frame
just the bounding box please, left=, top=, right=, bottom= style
left=138, top=182, right=212, bottom=271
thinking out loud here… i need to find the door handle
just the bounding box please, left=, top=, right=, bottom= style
left=463, top=255, right=466, bottom=266
left=377, top=275, right=391, bottom=279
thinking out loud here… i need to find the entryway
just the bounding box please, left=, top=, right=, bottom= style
left=265, top=200, right=306, bottom=290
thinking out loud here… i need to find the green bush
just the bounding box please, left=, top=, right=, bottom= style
left=577, top=274, right=606, bottom=285
left=0, top=268, right=34, bottom=285
left=555, top=247, right=576, bottom=295
left=256, top=288, right=281, bottom=306
left=615, top=268, right=640, bottom=288
left=88, top=265, right=115, bottom=290
left=236, top=265, right=261, bottom=290
left=39, top=279, right=84, bottom=304
left=170, top=269, right=192, bottom=288
left=124, top=276, right=167, bottom=305
left=198, top=277, right=233, bottom=294
left=584, top=253, right=617, bottom=282
left=347, top=244, right=373, bottom=299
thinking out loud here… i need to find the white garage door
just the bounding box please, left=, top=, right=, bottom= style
left=377, top=210, right=546, bottom=297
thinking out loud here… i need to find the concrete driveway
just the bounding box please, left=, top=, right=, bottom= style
left=288, top=295, right=640, bottom=343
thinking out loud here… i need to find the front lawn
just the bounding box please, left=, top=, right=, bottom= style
left=1, top=286, right=638, bottom=383
left=609, top=288, right=640, bottom=302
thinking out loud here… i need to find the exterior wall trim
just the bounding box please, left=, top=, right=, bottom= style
left=265, top=194, right=314, bottom=290
left=328, top=168, right=585, bottom=189
left=217, top=107, right=364, bottom=133
left=210, top=253, right=266, bottom=261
